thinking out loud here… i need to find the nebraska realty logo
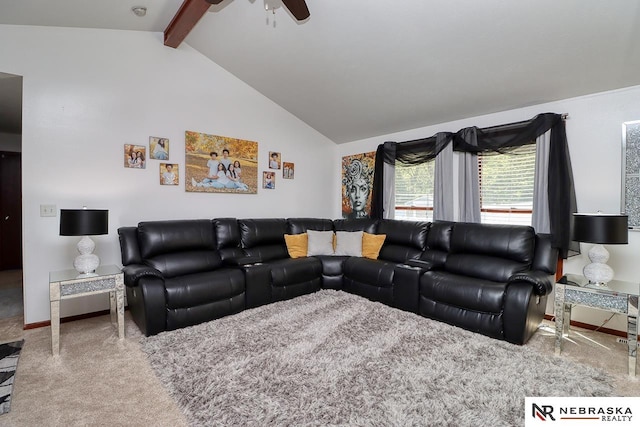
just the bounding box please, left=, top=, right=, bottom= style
left=525, top=397, right=638, bottom=425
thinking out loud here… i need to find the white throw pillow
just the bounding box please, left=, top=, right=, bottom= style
left=307, top=230, right=335, bottom=256
left=334, top=231, right=363, bottom=256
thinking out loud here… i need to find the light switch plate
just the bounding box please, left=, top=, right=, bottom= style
left=40, top=204, right=56, bottom=217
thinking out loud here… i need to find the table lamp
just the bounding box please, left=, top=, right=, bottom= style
left=571, top=213, right=628, bottom=286
left=60, top=208, right=109, bottom=275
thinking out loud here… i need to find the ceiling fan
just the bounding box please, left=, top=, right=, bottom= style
left=206, top=0, right=310, bottom=21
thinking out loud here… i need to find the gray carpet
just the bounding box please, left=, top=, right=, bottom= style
left=141, top=290, right=613, bottom=426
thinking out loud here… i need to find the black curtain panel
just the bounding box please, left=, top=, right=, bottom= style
left=371, top=112, right=577, bottom=258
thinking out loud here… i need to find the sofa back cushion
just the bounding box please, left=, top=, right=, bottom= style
left=420, top=221, right=453, bottom=265
left=287, top=218, right=334, bottom=234
left=214, top=218, right=245, bottom=264
left=137, top=220, right=222, bottom=278
left=333, top=219, right=378, bottom=233
left=446, top=223, right=535, bottom=282
left=377, top=220, right=429, bottom=263
left=239, top=218, right=289, bottom=261
left=118, top=226, right=142, bottom=265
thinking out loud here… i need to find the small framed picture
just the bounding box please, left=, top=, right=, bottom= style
left=263, top=171, right=275, bottom=189
left=149, top=137, right=169, bottom=160
left=124, top=144, right=146, bottom=169
left=269, top=151, right=281, bottom=169
left=283, top=162, right=294, bottom=179
left=160, top=163, right=179, bottom=185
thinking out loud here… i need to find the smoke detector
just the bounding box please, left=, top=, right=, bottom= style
left=132, top=6, right=147, bottom=17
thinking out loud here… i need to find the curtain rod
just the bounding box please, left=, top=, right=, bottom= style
left=561, top=113, right=569, bottom=120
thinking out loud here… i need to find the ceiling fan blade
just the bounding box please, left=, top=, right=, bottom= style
left=281, top=0, right=310, bottom=21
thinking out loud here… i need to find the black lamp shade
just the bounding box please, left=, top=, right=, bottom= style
left=571, top=213, right=628, bottom=244
left=59, top=209, right=109, bottom=236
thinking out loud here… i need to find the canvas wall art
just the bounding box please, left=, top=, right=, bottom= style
left=269, top=151, right=281, bottom=169
left=150, top=137, right=169, bottom=160
left=186, top=131, right=258, bottom=193
left=283, top=162, right=294, bottom=179
left=160, top=163, right=179, bottom=185
left=124, top=144, right=146, bottom=169
left=341, top=151, right=375, bottom=219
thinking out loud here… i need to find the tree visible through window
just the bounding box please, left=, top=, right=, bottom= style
left=394, top=161, right=435, bottom=221
left=478, top=143, right=536, bottom=225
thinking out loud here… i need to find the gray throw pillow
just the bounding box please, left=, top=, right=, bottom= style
left=334, top=231, right=363, bottom=256
left=307, top=230, right=335, bottom=256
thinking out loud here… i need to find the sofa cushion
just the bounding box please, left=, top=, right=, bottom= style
left=334, top=231, right=363, bottom=256
left=307, top=230, right=335, bottom=256
left=138, top=219, right=216, bottom=259
left=420, top=271, right=506, bottom=314
left=144, top=251, right=223, bottom=278
left=450, top=222, right=535, bottom=264
left=214, top=218, right=245, bottom=264
left=287, top=218, right=334, bottom=234
left=164, top=268, right=244, bottom=309
left=268, top=257, right=323, bottom=287
left=377, top=220, right=429, bottom=262
left=284, top=233, right=308, bottom=258
left=362, top=232, right=386, bottom=259
left=333, top=218, right=378, bottom=233
left=343, top=257, right=396, bottom=288
left=445, top=254, right=530, bottom=282
left=239, top=218, right=289, bottom=262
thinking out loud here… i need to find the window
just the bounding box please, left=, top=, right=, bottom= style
left=394, top=161, right=435, bottom=221
left=478, top=143, right=536, bottom=225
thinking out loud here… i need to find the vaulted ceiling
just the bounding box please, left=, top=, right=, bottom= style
left=1, top=0, right=640, bottom=143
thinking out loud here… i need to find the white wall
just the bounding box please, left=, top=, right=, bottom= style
left=0, top=25, right=338, bottom=325
left=338, top=85, right=640, bottom=333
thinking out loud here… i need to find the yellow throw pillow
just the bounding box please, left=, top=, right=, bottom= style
left=284, top=233, right=308, bottom=258
left=362, top=232, right=386, bottom=259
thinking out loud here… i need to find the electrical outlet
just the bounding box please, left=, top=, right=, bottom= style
left=40, top=204, right=57, bottom=217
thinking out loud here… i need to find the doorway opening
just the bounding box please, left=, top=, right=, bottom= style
left=0, top=72, right=23, bottom=321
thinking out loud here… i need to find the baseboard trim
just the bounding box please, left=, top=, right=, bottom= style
left=24, top=308, right=126, bottom=330
left=543, top=314, right=627, bottom=338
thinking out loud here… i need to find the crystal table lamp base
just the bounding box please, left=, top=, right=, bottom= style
left=583, top=244, right=614, bottom=286
left=73, top=236, right=100, bottom=274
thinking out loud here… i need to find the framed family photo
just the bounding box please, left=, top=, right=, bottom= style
left=283, top=162, right=294, bottom=179
left=263, top=171, right=275, bottom=189
left=150, top=137, right=169, bottom=160
left=269, top=151, right=281, bottom=169
left=160, top=163, right=179, bottom=185
left=124, top=144, right=146, bottom=169
left=185, top=131, right=258, bottom=194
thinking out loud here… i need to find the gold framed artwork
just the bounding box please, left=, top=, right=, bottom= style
left=341, top=151, right=375, bottom=219
left=160, top=163, right=179, bottom=185
left=124, top=144, right=146, bottom=169
left=186, top=131, right=258, bottom=193
left=149, top=137, right=169, bottom=160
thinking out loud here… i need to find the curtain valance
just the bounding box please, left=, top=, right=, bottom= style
left=371, top=112, right=576, bottom=258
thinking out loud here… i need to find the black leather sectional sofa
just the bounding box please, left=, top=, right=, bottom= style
left=118, top=218, right=557, bottom=344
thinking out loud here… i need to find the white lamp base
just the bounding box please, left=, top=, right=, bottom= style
left=73, top=236, right=100, bottom=274
left=583, top=244, right=614, bottom=286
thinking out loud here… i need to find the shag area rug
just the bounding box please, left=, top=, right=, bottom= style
left=141, top=291, right=613, bottom=426
left=0, top=340, right=24, bottom=415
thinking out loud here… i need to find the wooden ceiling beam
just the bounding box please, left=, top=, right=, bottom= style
left=164, top=0, right=213, bottom=48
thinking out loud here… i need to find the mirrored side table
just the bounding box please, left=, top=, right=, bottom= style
left=49, top=265, right=125, bottom=356
left=555, top=274, right=639, bottom=377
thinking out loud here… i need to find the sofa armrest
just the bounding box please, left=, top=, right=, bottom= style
left=403, top=259, right=441, bottom=272
left=122, top=264, right=163, bottom=287
left=507, top=270, right=553, bottom=296
left=223, top=255, right=263, bottom=267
